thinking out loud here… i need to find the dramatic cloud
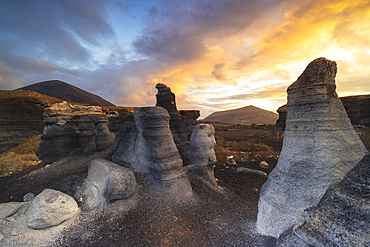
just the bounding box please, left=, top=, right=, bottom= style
left=0, top=0, right=369, bottom=118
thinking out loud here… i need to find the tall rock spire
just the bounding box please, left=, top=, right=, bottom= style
left=256, top=57, right=367, bottom=237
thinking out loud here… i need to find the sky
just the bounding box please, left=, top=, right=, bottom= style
left=0, top=0, right=369, bottom=118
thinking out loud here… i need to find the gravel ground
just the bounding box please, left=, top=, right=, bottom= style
left=0, top=149, right=279, bottom=246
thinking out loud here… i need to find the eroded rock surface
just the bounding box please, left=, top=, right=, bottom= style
left=274, top=94, right=370, bottom=134
left=257, top=57, right=368, bottom=237
left=155, top=83, right=188, bottom=147
left=273, top=105, right=287, bottom=134
left=277, top=152, right=370, bottom=247
left=26, top=189, right=79, bottom=229
left=112, top=107, right=192, bottom=197
left=76, top=158, right=136, bottom=210
left=36, top=102, right=115, bottom=164
left=179, top=110, right=200, bottom=140
left=185, top=124, right=217, bottom=186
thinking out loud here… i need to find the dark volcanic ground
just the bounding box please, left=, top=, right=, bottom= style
left=0, top=125, right=281, bottom=246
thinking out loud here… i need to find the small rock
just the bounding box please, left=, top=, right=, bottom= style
left=23, top=192, right=35, bottom=202
left=27, top=189, right=79, bottom=229
left=236, top=167, right=267, bottom=176
left=259, top=161, right=269, bottom=169
left=252, top=187, right=259, bottom=193
left=227, top=156, right=237, bottom=166
left=10, top=229, right=19, bottom=236
left=0, top=232, right=4, bottom=241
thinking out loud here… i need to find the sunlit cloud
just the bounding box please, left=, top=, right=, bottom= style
left=0, top=0, right=369, bottom=118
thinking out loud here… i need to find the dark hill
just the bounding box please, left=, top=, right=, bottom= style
left=19, top=80, right=115, bottom=106
left=203, top=105, right=278, bottom=125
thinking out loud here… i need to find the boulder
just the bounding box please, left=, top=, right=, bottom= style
left=26, top=189, right=79, bottom=229
left=257, top=58, right=368, bottom=237
left=76, top=158, right=136, bottom=210
left=185, top=124, right=217, bottom=186
left=36, top=102, right=115, bottom=164
left=277, top=152, right=370, bottom=247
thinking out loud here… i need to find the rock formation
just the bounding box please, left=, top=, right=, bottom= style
left=273, top=105, right=287, bottom=134
left=36, top=102, right=115, bottom=164
left=274, top=94, right=370, bottom=134
left=179, top=110, right=200, bottom=140
left=257, top=57, right=368, bottom=237
left=185, top=124, right=217, bottom=186
left=341, top=94, right=370, bottom=126
left=27, top=189, right=79, bottom=229
left=0, top=90, right=62, bottom=153
left=76, top=158, right=136, bottom=210
left=277, top=152, right=370, bottom=247
left=155, top=83, right=188, bottom=146
left=112, top=107, right=192, bottom=197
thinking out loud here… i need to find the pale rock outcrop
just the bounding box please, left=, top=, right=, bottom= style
left=257, top=57, right=368, bottom=237
left=112, top=107, right=192, bottom=197
left=26, top=189, right=79, bottom=229
left=185, top=124, right=217, bottom=186
left=277, top=152, right=370, bottom=247
left=36, top=102, right=115, bottom=164
left=76, top=158, right=136, bottom=210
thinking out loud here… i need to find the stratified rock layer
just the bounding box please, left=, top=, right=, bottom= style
left=257, top=58, right=367, bottom=237
left=0, top=90, right=62, bottom=153
left=36, top=102, right=115, bottom=164
left=185, top=124, right=217, bottom=186
left=179, top=110, right=200, bottom=140
left=155, top=83, right=187, bottom=146
left=273, top=105, right=287, bottom=134
left=277, top=152, right=370, bottom=247
left=112, top=107, right=192, bottom=197
left=273, top=94, right=370, bottom=134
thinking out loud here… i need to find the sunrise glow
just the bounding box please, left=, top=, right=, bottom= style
left=1, top=0, right=370, bottom=117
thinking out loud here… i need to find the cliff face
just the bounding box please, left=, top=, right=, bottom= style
left=341, top=95, right=370, bottom=126
left=0, top=90, right=62, bottom=153
left=274, top=94, right=370, bottom=134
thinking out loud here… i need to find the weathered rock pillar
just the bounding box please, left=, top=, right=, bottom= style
left=112, top=107, right=193, bottom=198
left=185, top=124, right=217, bottom=186
left=256, top=57, right=368, bottom=237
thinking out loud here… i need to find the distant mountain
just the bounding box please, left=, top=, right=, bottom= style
left=19, top=80, right=115, bottom=106
left=203, top=105, right=278, bottom=125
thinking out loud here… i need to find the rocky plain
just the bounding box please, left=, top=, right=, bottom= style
left=0, top=57, right=369, bottom=246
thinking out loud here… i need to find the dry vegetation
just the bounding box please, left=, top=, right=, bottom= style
left=0, top=135, right=41, bottom=177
